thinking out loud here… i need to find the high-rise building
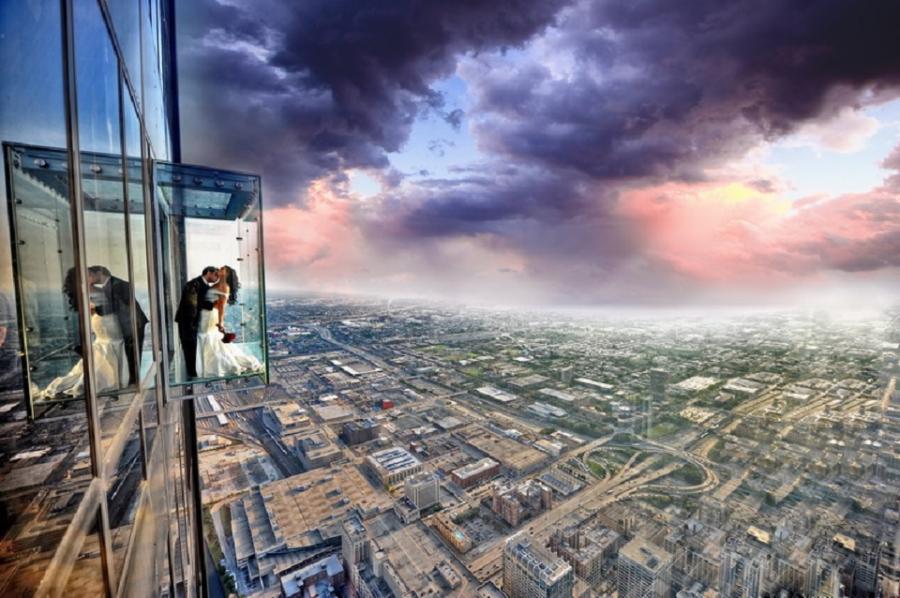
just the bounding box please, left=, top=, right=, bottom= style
left=341, top=514, right=370, bottom=568
left=719, top=543, right=769, bottom=598
left=405, top=471, right=440, bottom=511
left=0, top=2, right=267, bottom=595
left=503, top=531, right=575, bottom=598
left=617, top=536, right=673, bottom=598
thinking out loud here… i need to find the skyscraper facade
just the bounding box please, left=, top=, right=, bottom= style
left=0, top=2, right=266, bottom=595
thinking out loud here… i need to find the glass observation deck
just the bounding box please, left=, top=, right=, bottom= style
left=5, top=143, right=268, bottom=416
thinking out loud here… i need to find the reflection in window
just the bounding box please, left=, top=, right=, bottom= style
left=74, top=0, right=120, bottom=155
left=107, top=0, right=142, bottom=107
left=124, top=85, right=154, bottom=386
left=61, top=510, right=108, bottom=596
left=141, top=0, right=167, bottom=159
left=5, top=146, right=78, bottom=401
left=5, top=144, right=153, bottom=407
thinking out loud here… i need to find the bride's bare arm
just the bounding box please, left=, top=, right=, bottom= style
left=214, top=282, right=228, bottom=330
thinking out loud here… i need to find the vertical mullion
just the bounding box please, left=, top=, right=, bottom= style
left=3, top=145, right=37, bottom=419
left=255, top=181, right=269, bottom=385
left=119, top=72, right=141, bottom=397
left=59, top=0, right=114, bottom=594
left=182, top=397, right=208, bottom=597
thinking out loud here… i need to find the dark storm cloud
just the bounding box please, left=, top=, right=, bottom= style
left=383, top=166, right=591, bottom=237
left=468, top=0, right=900, bottom=183
left=178, top=0, right=566, bottom=204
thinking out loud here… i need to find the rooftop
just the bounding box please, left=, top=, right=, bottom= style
left=368, top=447, right=421, bottom=473
left=505, top=532, right=572, bottom=585
left=619, top=536, right=673, bottom=573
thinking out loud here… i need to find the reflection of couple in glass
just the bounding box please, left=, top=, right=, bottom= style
left=175, top=265, right=261, bottom=379
left=42, top=266, right=147, bottom=398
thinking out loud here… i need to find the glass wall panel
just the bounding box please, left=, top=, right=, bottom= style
left=4, top=145, right=78, bottom=405
left=155, top=163, right=267, bottom=387
left=143, top=390, right=160, bottom=465
left=0, top=0, right=69, bottom=350
left=124, top=88, right=154, bottom=386
left=62, top=510, right=108, bottom=596
left=0, top=401, right=93, bottom=593
left=74, top=1, right=120, bottom=156
left=142, top=0, right=167, bottom=159
left=73, top=1, right=142, bottom=402
left=107, top=0, right=142, bottom=107
left=106, top=409, right=145, bottom=585
left=120, top=429, right=172, bottom=597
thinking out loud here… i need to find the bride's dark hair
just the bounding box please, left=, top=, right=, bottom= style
left=62, top=268, right=78, bottom=310
left=224, top=267, right=240, bottom=305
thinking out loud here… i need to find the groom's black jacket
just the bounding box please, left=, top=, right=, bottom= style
left=175, top=276, right=215, bottom=377
left=175, top=276, right=215, bottom=332
left=92, top=276, right=149, bottom=385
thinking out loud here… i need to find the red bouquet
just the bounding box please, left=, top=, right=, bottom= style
left=222, top=331, right=237, bottom=343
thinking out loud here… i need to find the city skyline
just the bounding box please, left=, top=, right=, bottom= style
left=179, top=0, right=900, bottom=307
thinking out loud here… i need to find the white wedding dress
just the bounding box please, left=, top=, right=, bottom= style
left=195, top=288, right=262, bottom=378
left=41, top=292, right=129, bottom=398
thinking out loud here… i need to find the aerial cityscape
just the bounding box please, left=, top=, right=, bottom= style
left=186, top=295, right=898, bottom=597
left=2, top=0, right=900, bottom=596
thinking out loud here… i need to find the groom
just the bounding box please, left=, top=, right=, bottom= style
left=87, top=265, right=148, bottom=386
left=175, top=266, right=219, bottom=378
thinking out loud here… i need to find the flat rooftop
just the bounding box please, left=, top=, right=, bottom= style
left=475, top=386, right=519, bottom=403
left=505, top=532, right=572, bottom=585
left=368, top=447, right=421, bottom=473
left=251, top=466, right=390, bottom=551
left=619, top=536, right=673, bottom=572
left=452, top=458, right=499, bottom=481
left=458, top=426, right=547, bottom=473
left=672, top=376, right=719, bottom=392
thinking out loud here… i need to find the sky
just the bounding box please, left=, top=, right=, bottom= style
left=177, top=0, right=900, bottom=308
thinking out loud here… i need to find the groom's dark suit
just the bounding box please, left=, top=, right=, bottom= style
left=92, top=276, right=148, bottom=386
left=175, top=276, right=215, bottom=378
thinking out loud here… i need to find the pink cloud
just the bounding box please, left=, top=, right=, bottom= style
left=264, top=179, right=367, bottom=291
left=263, top=177, right=539, bottom=301
left=618, top=176, right=900, bottom=286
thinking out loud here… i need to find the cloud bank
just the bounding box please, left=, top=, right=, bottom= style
left=179, top=0, right=900, bottom=305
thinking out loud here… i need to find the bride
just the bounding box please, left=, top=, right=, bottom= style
left=40, top=268, right=129, bottom=398
left=196, top=265, right=262, bottom=378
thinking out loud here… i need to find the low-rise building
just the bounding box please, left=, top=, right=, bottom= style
left=367, top=447, right=423, bottom=487
left=451, top=458, right=500, bottom=489
left=341, top=418, right=381, bottom=445
left=263, top=402, right=309, bottom=436
left=492, top=479, right=553, bottom=527
left=294, top=429, right=342, bottom=470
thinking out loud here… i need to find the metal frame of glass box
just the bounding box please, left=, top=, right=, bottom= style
left=4, top=146, right=270, bottom=412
